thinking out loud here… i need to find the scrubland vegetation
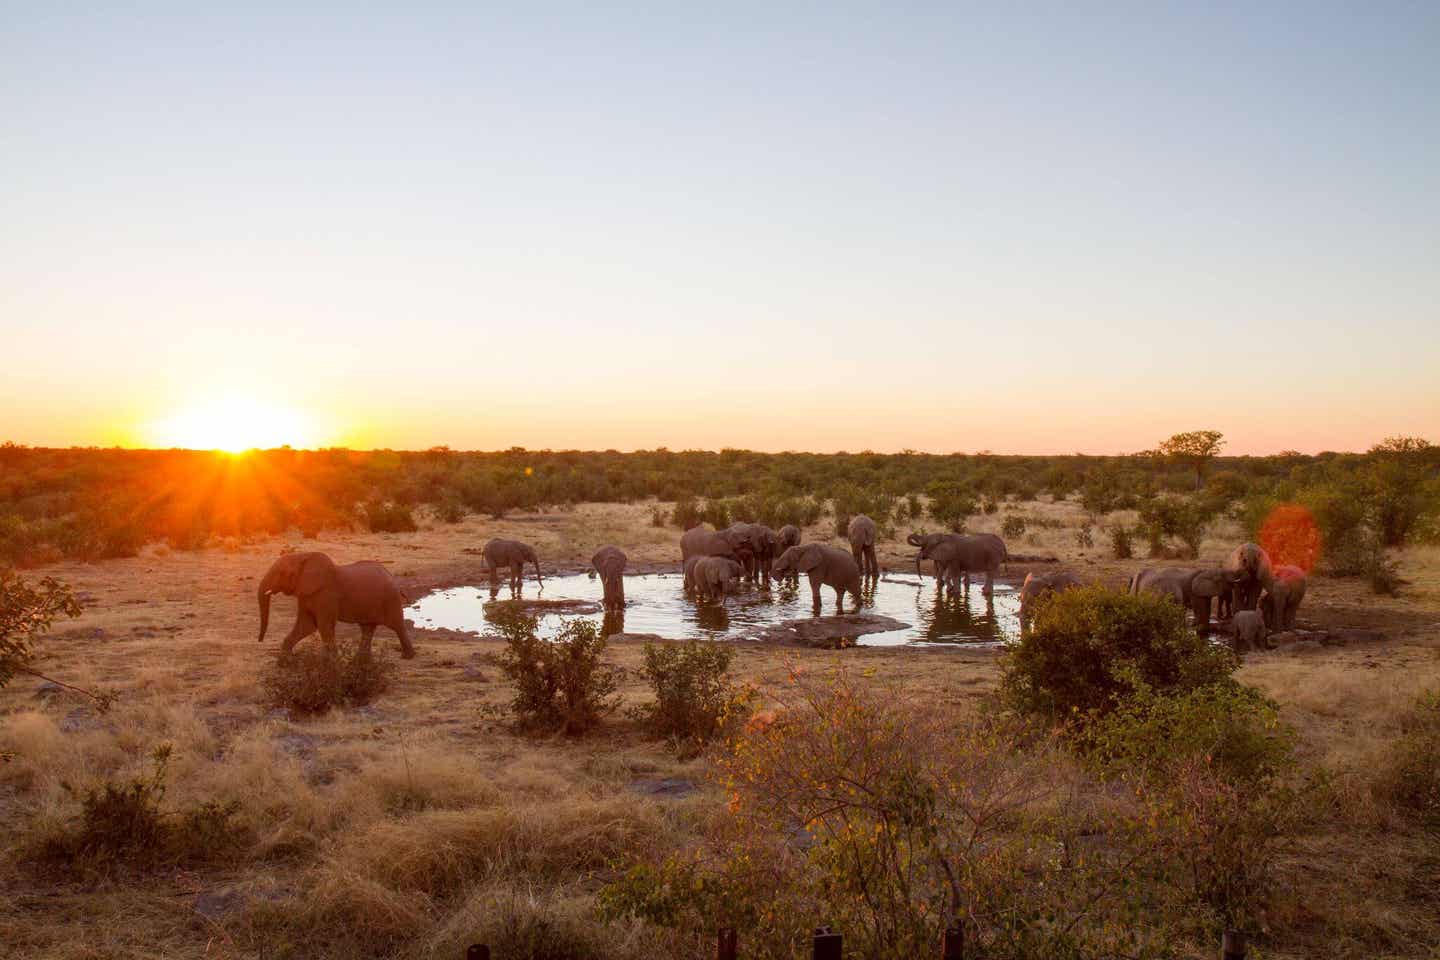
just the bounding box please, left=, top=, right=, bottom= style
left=3, top=435, right=1440, bottom=958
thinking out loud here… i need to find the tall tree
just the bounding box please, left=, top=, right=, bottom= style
left=1159, top=430, right=1225, bottom=491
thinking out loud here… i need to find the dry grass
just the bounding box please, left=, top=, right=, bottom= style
left=2, top=497, right=1439, bottom=958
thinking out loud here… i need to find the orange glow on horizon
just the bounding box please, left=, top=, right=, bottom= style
left=147, top=395, right=317, bottom=452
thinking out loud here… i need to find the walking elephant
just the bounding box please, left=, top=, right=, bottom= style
left=1262, top=565, right=1307, bottom=630
left=847, top=514, right=880, bottom=579
left=1225, top=542, right=1274, bottom=613
left=692, top=556, right=744, bottom=605
left=913, top=534, right=1006, bottom=596
left=1018, top=570, right=1083, bottom=626
left=771, top=543, right=863, bottom=613
left=591, top=545, right=627, bottom=612
left=257, top=552, right=415, bottom=660
left=482, top=538, right=543, bottom=594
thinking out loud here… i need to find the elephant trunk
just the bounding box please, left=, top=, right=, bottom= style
left=257, top=585, right=272, bottom=643
left=906, top=533, right=923, bottom=547
left=533, top=558, right=544, bottom=590
left=915, top=553, right=923, bottom=580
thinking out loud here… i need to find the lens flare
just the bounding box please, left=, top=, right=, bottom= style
left=1259, top=503, right=1320, bottom=572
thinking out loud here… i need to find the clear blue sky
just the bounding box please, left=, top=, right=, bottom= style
left=3, top=3, right=1437, bottom=453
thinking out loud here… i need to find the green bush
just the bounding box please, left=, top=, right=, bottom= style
left=361, top=499, right=417, bottom=533
left=1085, top=681, right=1302, bottom=929
left=923, top=481, right=975, bottom=534
left=631, top=642, right=752, bottom=752
left=262, top=640, right=395, bottom=716
left=494, top=611, right=622, bottom=735
left=435, top=497, right=467, bottom=524
left=1109, top=525, right=1134, bottom=559
left=1000, top=515, right=1027, bottom=539
left=832, top=483, right=897, bottom=539
left=648, top=504, right=669, bottom=527
left=1138, top=496, right=1209, bottom=559
left=1001, top=586, right=1237, bottom=723
left=671, top=495, right=703, bottom=530
left=1074, top=525, right=1094, bottom=549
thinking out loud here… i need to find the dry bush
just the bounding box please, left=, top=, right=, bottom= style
left=1369, top=689, right=1440, bottom=828
left=261, top=640, right=394, bottom=716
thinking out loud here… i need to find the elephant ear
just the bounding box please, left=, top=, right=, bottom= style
left=295, top=554, right=333, bottom=597
left=797, top=545, right=824, bottom=573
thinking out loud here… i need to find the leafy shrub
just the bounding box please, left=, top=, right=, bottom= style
left=631, top=642, right=752, bottom=753
left=699, top=498, right=732, bottom=530
left=1138, top=496, right=1209, bottom=559
left=262, top=640, right=395, bottom=716
left=648, top=504, right=669, bottom=527
left=1000, top=515, right=1027, bottom=539
left=1002, top=586, right=1237, bottom=723
left=671, top=495, right=703, bottom=530
left=44, top=744, right=246, bottom=872
left=906, top=493, right=923, bottom=520
left=434, top=497, right=467, bottom=524
left=1109, top=525, right=1134, bottom=559
left=362, top=499, right=418, bottom=533
left=832, top=483, right=897, bottom=539
left=1, top=571, right=81, bottom=692
left=1075, top=524, right=1094, bottom=549
left=1366, top=436, right=1435, bottom=546
left=493, top=610, right=622, bottom=735
left=1373, top=689, right=1440, bottom=827
left=1085, top=681, right=1302, bottom=929
left=923, top=481, right=975, bottom=534
left=602, top=667, right=1154, bottom=958
left=980, top=495, right=999, bottom=515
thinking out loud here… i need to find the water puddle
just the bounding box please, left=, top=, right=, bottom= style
left=407, top=572, right=1018, bottom=647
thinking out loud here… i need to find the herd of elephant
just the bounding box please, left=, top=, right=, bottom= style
left=254, top=519, right=1303, bottom=662
left=1018, top=541, right=1307, bottom=651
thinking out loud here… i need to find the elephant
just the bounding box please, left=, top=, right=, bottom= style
left=692, top=556, right=744, bottom=604
left=1018, top=571, right=1083, bottom=626
left=907, top=532, right=964, bottom=582
left=1187, top=568, right=1234, bottom=633
left=1262, top=565, right=1307, bottom=631
left=847, top=514, right=880, bottom=578
left=1225, top=542, right=1274, bottom=613
left=680, top=525, right=751, bottom=569
left=1232, top=609, right=1268, bottom=652
left=725, top=522, right=778, bottom=583
left=257, top=552, right=414, bottom=660
left=914, top=534, right=1005, bottom=596
left=775, top=525, right=802, bottom=584
left=482, top=538, right=543, bottom=594
left=771, top=543, right=863, bottom=613
left=1128, top=567, right=1194, bottom=608
left=591, top=545, right=627, bottom=612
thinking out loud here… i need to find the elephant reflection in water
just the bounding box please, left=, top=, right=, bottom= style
left=600, top=609, right=626, bottom=639
left=918, top=587, right=999, bottom=644
left=695, top=603, right=731, bottom=632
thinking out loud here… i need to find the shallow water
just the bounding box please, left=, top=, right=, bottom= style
left=407, top=572, right=1019, bottom=647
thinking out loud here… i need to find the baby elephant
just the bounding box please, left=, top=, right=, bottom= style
left=591, top=545, right=626, bottom=612
left=1018, top=571, right=1083, bottom=627
left=1262, top=565, right=1307, bottom=631
left=692, top=556, right=743, bottom=604
left=482, top=538, right=543, bottom=594
left=771, top=543, right=862, bottom=613
left=1231, top=609, right=1268, bottom=653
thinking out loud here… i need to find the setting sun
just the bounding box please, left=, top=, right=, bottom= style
left=149, top=395, right=315, bottom=452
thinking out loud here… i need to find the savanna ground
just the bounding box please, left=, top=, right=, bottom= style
left=3, top=496, right=1440, bottom=959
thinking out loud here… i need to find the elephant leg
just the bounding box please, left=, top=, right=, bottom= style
left=1191, top=597, right=1210, bottom=634
left=982, top=569, right=994, bottom=597
left=864, top=545, right=877, bottom=578
left=359, top=623, right=376, bottom=660
left=808, top=573, right=823, bottom=612
left=488, top=562, right=499, bottom=591
left=390, top=611, right=416, bottom=659
left=279, top=610, right=318, bottom=659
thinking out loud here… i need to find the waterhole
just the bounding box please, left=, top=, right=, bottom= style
left=407, top=572, right=1019, bottom=647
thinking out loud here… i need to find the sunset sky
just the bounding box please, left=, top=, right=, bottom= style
left=3, top=4, right=1437, bottom=455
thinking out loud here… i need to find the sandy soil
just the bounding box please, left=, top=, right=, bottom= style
left=3, top=498, right=1439, bottom=958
